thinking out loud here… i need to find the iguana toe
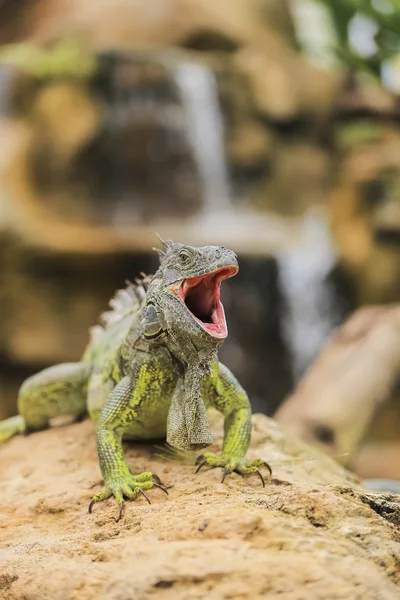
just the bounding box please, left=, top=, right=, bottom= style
left=88, top=489, right=112, bottom=514
left=195, top=453, right=272, bottom=486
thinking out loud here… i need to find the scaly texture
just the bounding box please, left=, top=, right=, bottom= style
left=0, top=240, right=270, bottom=520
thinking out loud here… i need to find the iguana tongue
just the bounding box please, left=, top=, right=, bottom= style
left=166, top=364, right=213, bottom=451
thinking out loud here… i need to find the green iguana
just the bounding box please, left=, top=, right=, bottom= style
left=0, top=239, right=271, bottom=521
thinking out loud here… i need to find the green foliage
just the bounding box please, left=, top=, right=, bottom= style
left=314, top=0, right=400, bottom=76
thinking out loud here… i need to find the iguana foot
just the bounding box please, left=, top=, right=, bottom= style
left=195, top=453, right=272, bottom=487
left=88, top=471, right=168, bottom=521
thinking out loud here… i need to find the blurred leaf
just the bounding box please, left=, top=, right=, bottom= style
left=307, top=0, right=400, bottom=80
left=0, top=36, right=96, bottom=79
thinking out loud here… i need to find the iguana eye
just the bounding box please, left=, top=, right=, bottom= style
left=179, top=249, right=191, bottom=263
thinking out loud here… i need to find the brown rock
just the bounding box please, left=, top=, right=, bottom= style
left=274, top=306, right=400, bottom=467
left=1, top=413, right=399, bottom=599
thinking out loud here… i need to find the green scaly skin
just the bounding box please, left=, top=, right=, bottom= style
left=0, top=240, right=271, bottom=521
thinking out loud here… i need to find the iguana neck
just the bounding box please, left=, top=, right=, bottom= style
left=145, top=276, right=222, bottom=366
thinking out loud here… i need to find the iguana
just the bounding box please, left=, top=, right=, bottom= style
left=0, top=239, right=271, bottom=520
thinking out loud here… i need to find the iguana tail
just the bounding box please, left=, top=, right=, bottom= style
left=0, top=415, right=26, bottom=444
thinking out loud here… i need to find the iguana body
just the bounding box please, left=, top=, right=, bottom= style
left=0, top=240, right=270, bottom=520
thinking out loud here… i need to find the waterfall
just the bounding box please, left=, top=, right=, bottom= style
left=174, top=62, right=232, bottom=214
left=277, top=210, right=341, bottom=381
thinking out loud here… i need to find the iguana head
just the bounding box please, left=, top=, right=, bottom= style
left=143, top=240, right=238, bottom=344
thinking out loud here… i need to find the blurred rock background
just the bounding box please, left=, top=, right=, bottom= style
left=0, top=0, right=399, bottom=477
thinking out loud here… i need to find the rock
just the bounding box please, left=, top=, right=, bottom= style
left=0, top=241, right=157, bottom=365
left=253, top=142, right=332, bottom=216
left=275, top=305, right=400, bottom=465
left=354, top=442, right=400, bottom=481
left=1, top=413, right=399, bottom=599
left=234, top=47, right=298, bottom=121
left=330, top=128, right=400, bottom=306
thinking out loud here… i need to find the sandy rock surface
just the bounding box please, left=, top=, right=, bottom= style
left=1, top=413, right=399, bottom=600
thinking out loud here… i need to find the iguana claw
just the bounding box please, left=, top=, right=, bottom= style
left=195, top=456, right=207, bottom=474
left=152, top=481, right=169, bottom=494
left=221, top=466, right=230, bottom=484
left=138, top=488, right=151, bottom=504
left=195, top=453, right=272, bottom=486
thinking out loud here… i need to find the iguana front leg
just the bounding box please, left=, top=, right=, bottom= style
left=197, top=363, right=272, bottom=485
left=89, top=374, right=167, bottom=521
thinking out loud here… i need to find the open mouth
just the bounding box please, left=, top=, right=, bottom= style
left=171, top=266, right=238, bottom=338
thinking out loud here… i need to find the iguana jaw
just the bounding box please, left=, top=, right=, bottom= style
left=169, top=266, right=238, bottom=339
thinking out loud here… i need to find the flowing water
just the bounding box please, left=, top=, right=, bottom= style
left=174, top=62, right=233, bottom=214
left=277, top=210, right=343, bottom=381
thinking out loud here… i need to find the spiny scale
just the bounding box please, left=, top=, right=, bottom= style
left=88, top=275, right=152, bottom=344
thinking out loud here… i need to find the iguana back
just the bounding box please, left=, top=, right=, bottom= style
left=83, top=277, right=151, bottom=368
left=83, top=277, right=154, bottom=420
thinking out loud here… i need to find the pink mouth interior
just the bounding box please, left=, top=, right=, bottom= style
left=178, top=266, right=238, bottom=338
